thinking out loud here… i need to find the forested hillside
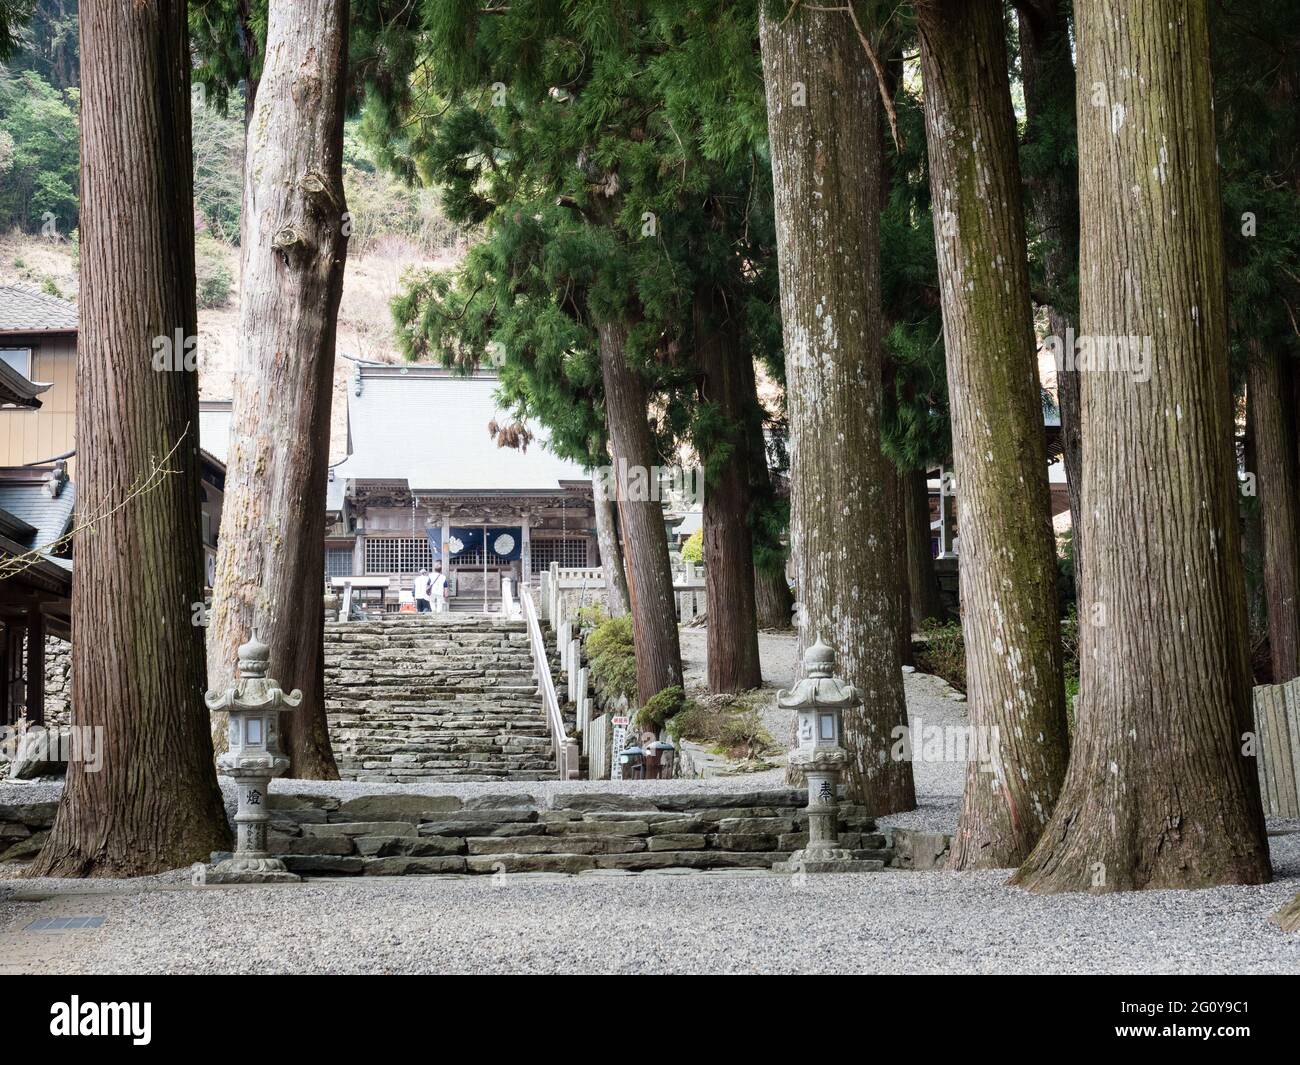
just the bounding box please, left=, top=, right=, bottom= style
left=0, top=0, right=464, bottom=458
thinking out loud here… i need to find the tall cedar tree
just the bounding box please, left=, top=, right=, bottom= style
left=380, top=3, right=793, bottom=699
left=877, top=45, right=950, bottom=629
left=32, top=0, right=230, bottom=876
left=591, top=472, right=630, bottom=615
left=759, top=1, right=914, bottom=812
left=378, top=5, right=685, bottom=707
left=207, top=0, right=350, bottom=778
left=1015, top=0, right=1082, bottom=574
left=1015, top=0, right=1272, bottom=892
left=914, top=0, right=1068, bottom=867
left=1214, top=1, right=1300, bottom=684
left=650, top=0, right=793, bottom=636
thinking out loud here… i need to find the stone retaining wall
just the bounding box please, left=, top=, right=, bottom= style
left=251, top=788, right=894, bottom=876
left=1, top=789, right=956, bottom=874
left=43, top=637, right=71, bottom=729
left=0, top=789, right=907, bottom=874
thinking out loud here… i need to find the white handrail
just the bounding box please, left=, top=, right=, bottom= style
left=522, top=585, right=580, bottom=779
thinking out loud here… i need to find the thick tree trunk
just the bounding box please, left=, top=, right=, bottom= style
left=754, top=567, right=793, bottom=629
left=1247, top=344, right=1300, bottom=681
left=1017, top=0, right=1082, bottom=565
left=598, top=320, right=684, bottom=705
left=917, top=0, right=1069, bottom=868
left=904, top=467, right=946, bottom=626
left=760, top=4, right=914, bottom=813
left=32, top=0, right=230, bottom=876
left=208, top=0, right=349, bottom=779
left=1015, top=0, right=1272, bottom=892
left=697, top=288, right=762, bottom=692
left=592, top=473, right=629, bottom=616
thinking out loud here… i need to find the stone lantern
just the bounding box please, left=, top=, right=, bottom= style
left=774, top=638, right=879, bottom=874
left=202, top=632, right=302, bottom=884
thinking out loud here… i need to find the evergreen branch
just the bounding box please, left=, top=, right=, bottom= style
left=442, top=280, right=487, bottom=321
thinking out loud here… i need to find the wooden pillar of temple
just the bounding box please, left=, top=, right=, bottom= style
left=521, top=512, right=532, bottom=587
left=2, top=623, right=25, bottom=726
left=26, top=612, right=44, bottom=726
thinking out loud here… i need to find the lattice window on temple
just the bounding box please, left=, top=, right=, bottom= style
left=529, top=538, right=588, bottom=573
left=325, top=547, right=353, bottom=578
left=364, top=537, right=434, bottom=574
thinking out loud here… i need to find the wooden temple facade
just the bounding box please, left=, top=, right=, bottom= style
left=324, top=366, right=598, bottom=612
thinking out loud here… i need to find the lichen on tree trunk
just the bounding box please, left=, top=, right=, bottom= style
left=1014, top=0, right=1272, bottom=892
left=31, top=0, right=230, bottom=877
left=207, top=0, right=350, bottom=780
left=760, top=3, right=914, bottom=814
left=916, top=0, right=1070, bottom=868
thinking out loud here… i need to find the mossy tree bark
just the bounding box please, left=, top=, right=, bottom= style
left=760, top=3, right=914, bottom=813
left=916, top=0, right=1069, bottom=867
left=599, top=320, right=684, bottom=706
left=697, top=287, right=763, bottom=693
left=1015, top=0, right=1272, bottom=892
left=32, top=0, right=230, bottom=876
left=208, top=0, right=349, bottom=779
left=1247, top=344, right=1300, bottom=681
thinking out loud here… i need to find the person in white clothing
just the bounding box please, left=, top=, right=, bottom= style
left=414, top=570, right=434, bottom=612
left=430, top=562, right=448, bottom=612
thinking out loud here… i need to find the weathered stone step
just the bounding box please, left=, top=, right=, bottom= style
left=324, top=612, right=561, bottom=781
left=245, top=789, right=892, bottom=876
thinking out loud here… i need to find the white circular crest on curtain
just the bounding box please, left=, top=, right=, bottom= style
left=493, top=533, right=516, bottom=555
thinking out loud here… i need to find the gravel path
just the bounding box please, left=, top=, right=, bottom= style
left=3, top=630, right=1297, bottom=974
left=3, top=836, right=1298, bottom=974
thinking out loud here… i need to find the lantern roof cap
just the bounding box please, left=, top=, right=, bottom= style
left=776, top=638, right=861, bottom=710
left=205, top=630, right=303, bottom=714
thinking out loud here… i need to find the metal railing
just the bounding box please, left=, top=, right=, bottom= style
left=522, top=584, right=580, bottom=779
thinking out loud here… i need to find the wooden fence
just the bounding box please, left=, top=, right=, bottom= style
left=1254, top=677, right=1300, bottom=818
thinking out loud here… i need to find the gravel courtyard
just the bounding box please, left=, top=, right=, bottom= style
left=2, top=631, right=1297, bottom=975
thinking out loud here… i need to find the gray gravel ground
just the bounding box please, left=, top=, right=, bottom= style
left=3, top=630, right=1298, bottom=974
left=2, top=838, right=1298, bottom=974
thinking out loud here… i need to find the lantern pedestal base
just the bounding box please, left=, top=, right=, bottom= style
left=775, top=848, right=886, bottom=874
left=201, top=856, right=302, bottom=885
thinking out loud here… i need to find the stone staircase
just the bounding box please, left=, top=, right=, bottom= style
left=324, top=614, right=566, bottom=783
left=257, top=788, right=894, bottom=877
